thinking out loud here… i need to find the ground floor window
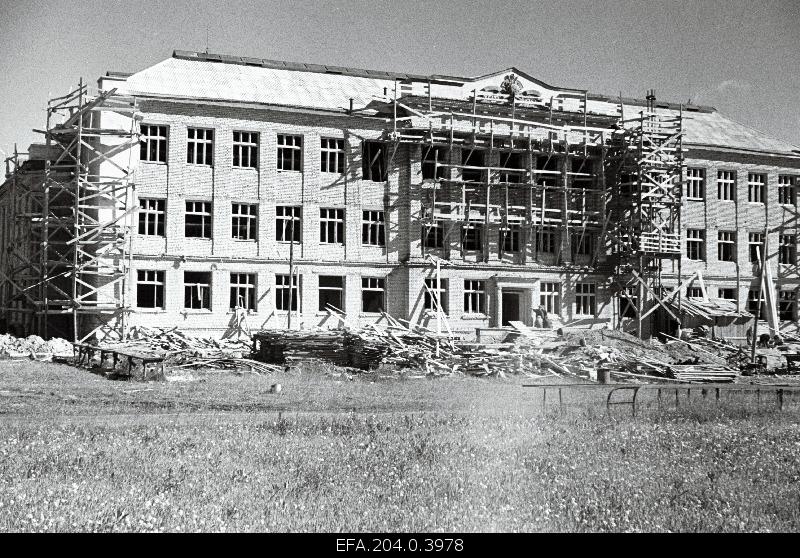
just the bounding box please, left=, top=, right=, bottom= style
left=230, top=273, right=256, bottom=310
left=318, top=276, right=344, bottom=312
left=575, top=282, right=596, bottom=316
left=275, top=274, right=299, bottom=311
left=184, top=272, right=211, bottom=310
left=137, top=270, right=164, bottom=308
left=619, top=286, right=637, bottom=318
left=362, top=277, right=385, bottom=313
left=779, top=290, right=796, bottom=321
left=464, top=280, right=486, bottom=314
left=424, top=278, right=448, bottom=314
left=539, top=282, right=560, bottom=314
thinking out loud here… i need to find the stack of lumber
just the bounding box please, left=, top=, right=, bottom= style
left=666, top=364, right=738, bottom=383
left=253, top=330, right=349, bottom=366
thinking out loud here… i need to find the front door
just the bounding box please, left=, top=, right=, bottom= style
left=502, top=291, right=521, bottom=326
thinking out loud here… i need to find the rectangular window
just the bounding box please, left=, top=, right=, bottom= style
left=362, top=277, right=385, bottom=313
left=319, top=208, right=344, bottom=244
left=230, top=273, right=256, bottom=310
left=717, top=170, right=736, bottom=201
left=187, top=128, right=214, bottom=166
left=779, top=290, right=796, bottom=321
left=718, top=231, right=736, bottom=262
left=536, top=229, right=556, bottom=253
left=779, top=176, right=797, bottom=206
left=184, top=272, right=211, bottom=310
left=277, top=134, right=303, bottom=172
left=461, top=149, right=485, bottom=182
left=619, top=287, right=638, bottom=318
left=501, top=225, right=521, bottom=253
left=779, top=234, right=796, bottom=265
left=686, top=168, right=706, bottom=200
left=424, top=278, right=448, bottom=314
left=539, top=282, right=560, bottom=314
left=687, top=287, right=704, bottom=298
left=140, top=124, right=167, bottom=163
left=748, top=289, right=765, bottom=317
left=718, top=288, right=736, bottom=300
left=136, top=270, right=164, bottom=308
left=318, top=275, right=344, bottom=312
left=185, top=201, right=212, bottom=239
left=422, top=146, right=449, bottom=180
left=275, top=274, right=299, bottom=311
left=362, top=141, right=387, bottom=181
left=499, top=152, right=525, bottom=183
left=575, top=282, right=596, bottom=316
left=464, top=280, right=486, bottom=314
left=570, top=158, right=594, bottom=189
left=423, top=221, right=444, bottom=249
left=686, top=229, right=705, bottom=261
left=233, top=131, right=258, bottom=169
left=138, top=198, right=165, bottom=236
left=276, top=206, right=302, bottom=243
left=362, top=210, right=385, bottom=246
left=571, top=232, right=595, bottom=257
left=320, top=138, right=345, bottom=174
left=231, top=203, right=258, bottom=241
left=748, top=173, right=766, bottom=203
left=749, top=232, right=765, bottom=263
left=461, top=225, right=482, bottom=251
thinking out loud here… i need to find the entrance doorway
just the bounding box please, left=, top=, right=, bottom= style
left=501, top=291, right=521, bottom=326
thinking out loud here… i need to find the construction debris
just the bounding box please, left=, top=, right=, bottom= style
left=0, top=334, right=73, bottom=360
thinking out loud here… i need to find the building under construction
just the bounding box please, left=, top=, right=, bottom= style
left=1, top=50, right=799, bottom=343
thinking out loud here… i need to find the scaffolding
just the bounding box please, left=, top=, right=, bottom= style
left=0, top=81, right=138, bottom=342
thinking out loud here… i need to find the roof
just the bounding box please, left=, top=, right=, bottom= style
left=117, top=50, right=800, bottom=156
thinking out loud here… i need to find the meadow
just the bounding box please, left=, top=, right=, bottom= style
left=1, top=360, right=799, bottom=532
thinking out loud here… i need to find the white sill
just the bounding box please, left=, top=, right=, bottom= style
left=685, top=198, right=704, bottom=202
left=423, top=310, right=450, bottom=319
left=182, top=309, right=212, bottom=314
left=748, top=202, right=765, bottom=205
left=140, top=160, right=167, bottom=166
left=359, top=312, right=383, bottom=317
left=136, top=308, right=166, bottom=313
left=186, top=237, right=212, bottom=241
left=233, top=238, right=257, bottom=243
left=277, top=170, right=303, bottom=174
left=186, top=163, right=214, bottom=168
left=232, top=166, right=258, bottom=171
left=461, top=314, right=488, bottom=320
left=226, top=310, right=257, bottom=315
left=277, top=241, right=301, bottom=245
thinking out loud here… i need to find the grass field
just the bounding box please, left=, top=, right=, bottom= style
left=1, top=360, right=800, bottom=532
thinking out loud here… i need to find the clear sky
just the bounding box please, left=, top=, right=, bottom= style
left=1, top=0, right=798, bottom=157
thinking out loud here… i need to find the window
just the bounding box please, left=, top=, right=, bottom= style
left=424, top=278, right=448, bottom=314
left=779, top=176, right=797, bottom=206
left=422, top=147, right=448, bottom=180
left=571, top=158, right=594, bottom=189
left=536, top=229, right=556, bottom=253
left=718, top=288, right=736, bottom=300
left=499, top=152, right=525, bottom=183
left=748, top=289, right=765, bottom=317
left=231, top=203, right=258, bottom=241
left=276, top=206, right=301, bottom=243
left=464, top=280, right=486, bottom=314
left=362, top=210, right=385, bottom=246
left=233, top=131, right=258, bottom=169
left=318, top=276, right=344, bottom=312
left=571, top=232, right=595, bottom=257
left=687, top=287, right=704, bottom=298
left=275, top=274, right=299, bottom=311
left=717, top=170, right=736, bottom=201
left=748, top=173, right=766, bottom=203
left=686, top=168, right=705, bottom=200
left=362, top=141, right=387, bottom=181
left=362, top=277, right=385, bottom=313
left=749, top=232, right=765, bottom=263
left=187, top=128, right=214, bottom=166
left=619, top=287, right=638, bottom=318
left=138, top=198, right=165, bottom=236
left=718, top=231, right=736, bottom=262
left=539, top=282, right=560, bottom=314
left=136, top=270, right=164, bottom=308
left=140, top=124, right=167, bottom=163
left=277, top=134, right=303, bottom=171
left=184, top=272, right=211, bottom=310
left=461, top=149, right=485, bottom=182
left=779, top=290, right=796, bottom=321
left=686, top=229, right=705, bottom=261
left=185, top=201, right=212, bottom=239
left=575, top=282, right=596, bottom=316
left=230, top=273, right=256, bottom=310
left=779, top=234, right=796, bottom=265
left=461, top=225, right=482, bottom=251
left=536, top=156, right=558, bottom=188
left=319, top=208, right=344, bottom=244
left=423, top=221, right=444, bottom=249
left=321, top=138, right=345, bottom=174
left=501, top=225, right=521, bottom=253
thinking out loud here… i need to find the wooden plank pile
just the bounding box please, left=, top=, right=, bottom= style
left=666, top=364, right=738, bottom=383
left=253, top=330, right=350, bottom=366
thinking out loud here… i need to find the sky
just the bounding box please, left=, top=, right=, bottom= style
left=1, top=0, right=798, bottom=157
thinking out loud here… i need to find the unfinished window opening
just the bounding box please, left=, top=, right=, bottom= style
left=779, top=176, right=797, bottom=206
left=571, top=232, right=595, bottom=257
left=779, top=234, right=796, bottom=265
left=422, top=146, right=449, bottom=180
left=320, top=208, right=344, bottom=244
left=718, top=231, right=736, bottom=262
left=779, top=290, right=797, bottom=321
left=749, top=232, right=765, bottom=263
left=570, top=158, right=594, bottom=189
left=685, top=168, right=705, bottom=200
left=318, top=275, right=344, bottom=312
left=686, top=229, right=705, bottom=261
left=138, top=198, right=165, bottom=236
left=361, top=277, right=385, bottom=313
left=184, top=272, right=211, bottom=310
left=574, top=282, right=596, bottom=316
left=321, top=138, right=345, bottom=174
left=499, top=152, right=525, bottom=183
left=140, top=124, right=167, bottom=163
left=536, top=156, right=558, bottom=188
left=136, top=270, right=165, bottom=309
left=185, top=201, right=212, bottom=239
left=362, top=210, right=385, bottom=246
left=461, top=225, right=482, bottom=251
left=231, top=203, right=258, bottom=241
left=362, top=141, right=387, bottom=182
left=539, top=282, right=560, bottom=314
left=501, top=225, right=521, bottom=253
left=748, top=173, right=766, bottom=203
left=717, top=170, right=736, bottom=201
left=277, top=134, right=303, bottom=172
left=275, top=274, right=299, bottom=312
left=464, top=280, right=486, bottom=314
left=461, top=149, right=485, bottom=182
left=619, top=287, right=638, bottom=319
left=618, top=172, right=636, bottom=197
left=230, top=273, right=256, bottom=310
left=718, top=288, right=736, bottom=300
left=536, top=229, right=556, bottom=253
left=748, top=289, right=766, bottom=318
left=187, top=128, right=214, bottom=166
left=423, top=221, right=444, bottom=249
left=276, top=206, right=302, bottom=243
left=233, top=131, right=259, bottom=169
